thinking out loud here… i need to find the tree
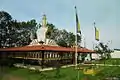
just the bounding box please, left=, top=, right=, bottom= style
left=46, top=23, right=68, bottom=47
left=0, top=11, right=82, bottom=48
left=0, top=11, right=37, bottom=48
left=94, top=42, right=113, bottom=59
left=15, top=19, right=37, bottom=46
left=0, top=11, right=14, bottom=79
left=57, top=39, right=67, bottom=47
left=46, top=23, right=55, bottom=39
left=46, top=23, right=81, bottom=47
left=67, top=32, right=75, bottom=47
left=0, top=11, right=13, bottom=48
left=0, top=11, right=12, bottom=22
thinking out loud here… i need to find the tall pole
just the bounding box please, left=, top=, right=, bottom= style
left=75, top=6, right=79, bottom=80
left=93, top=21, right=96, bottom=49
left=75, top=6, right=78, bottom=66
left=94, top=21, right=98, bottom=44
left=94, top=21, right=96, bottom=31
left=75, top=27, right=78, bottom=65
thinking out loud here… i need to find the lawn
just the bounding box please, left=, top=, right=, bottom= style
left=0, top=66, right=98, bottom=80
left=91, top=58, right=120, bottom=66
left=1, top=59, right=120, bottom=80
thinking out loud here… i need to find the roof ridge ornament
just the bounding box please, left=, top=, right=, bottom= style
left=42, top=14, right=47, bottom=27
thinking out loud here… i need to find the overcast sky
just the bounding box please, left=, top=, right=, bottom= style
left=0, top=0, right=120, bottom=49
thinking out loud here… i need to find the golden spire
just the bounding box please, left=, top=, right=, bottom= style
left=42, top=14, right=47, bottom=27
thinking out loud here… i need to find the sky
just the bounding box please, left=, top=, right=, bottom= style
left=0, top=0, right=120, bottom=49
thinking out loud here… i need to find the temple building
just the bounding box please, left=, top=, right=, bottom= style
left=0, top=15, right=95, bottom=68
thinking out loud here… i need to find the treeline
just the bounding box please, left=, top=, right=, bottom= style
left=0, top=11, right=81, bottom=48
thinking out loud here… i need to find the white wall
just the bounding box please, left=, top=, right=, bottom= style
left=111, top=50, right=120, bottom=58
left=91, top=53, right=101, bottom=60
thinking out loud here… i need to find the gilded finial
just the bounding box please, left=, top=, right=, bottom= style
left=42, top=14, right=47, bottom=27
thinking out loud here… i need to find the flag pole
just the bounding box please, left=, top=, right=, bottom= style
left=75, top=25, right=78, bottom=66
left=94, top=21, right=96, bottom=33
left=75, top=6, right=79, bottom=80
left=75, top=6, right=78, bottom=66
left=94, top=21, right=96, bottom=42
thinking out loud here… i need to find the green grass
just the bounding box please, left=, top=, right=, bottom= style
left=0, top=66, right=98, bottom=80
left=1, top=59, right=120, bottom=80
left=1, top=66, right=120, bottom=80
left=92, top=58, right=120, bottom=65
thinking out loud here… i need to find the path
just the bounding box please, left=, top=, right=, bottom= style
left=14, top=63, right=120, bottom=72
left=14, top=64, right=75, bottom=72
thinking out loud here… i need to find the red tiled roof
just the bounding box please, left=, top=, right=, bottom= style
left=0, top=45, right=95, bottom=53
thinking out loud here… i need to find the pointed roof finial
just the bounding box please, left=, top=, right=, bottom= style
left=42, top=14, right=47, bottom=27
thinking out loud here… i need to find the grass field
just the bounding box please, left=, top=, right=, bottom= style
left=92, top=58, right=120, bottom=65
left=1, top=59, right=120, bottom=80
left=0, top=66, right=98, bottom=80
left=1, top=66, right=120, bottom=80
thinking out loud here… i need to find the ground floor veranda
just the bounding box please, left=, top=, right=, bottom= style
left=0, top=45, right=95, bottom=68
left=0, top=51, right=93, bottom=68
